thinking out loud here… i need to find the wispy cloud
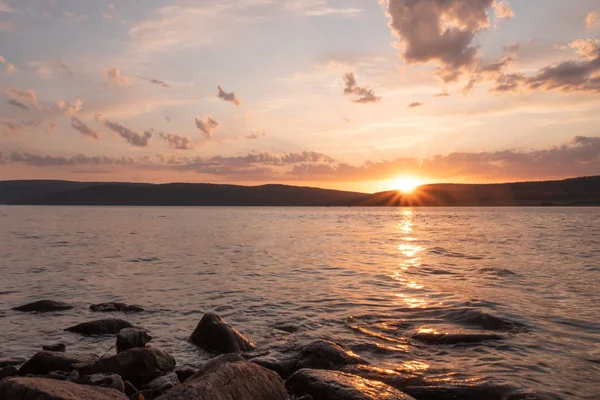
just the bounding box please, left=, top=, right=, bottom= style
left=217, top=85, right=242, bottom=106
left=101, top=119, right=152, bottom=147
left=586, top=11, right=599, bottom=30
left=408, top=101, right=423, bottom=108
left=343, top=72, right=381, bottom=103
left=159, top=132, right=193, bottom=150
left=246, top=130, right=266, bottom=140
left=70, top=117, right=99, bottom=139
left=103, top=66, right=131, bottom=86
left=284, top=0, right=360, bottom=16
left=195, top=115, right=220, bottom=138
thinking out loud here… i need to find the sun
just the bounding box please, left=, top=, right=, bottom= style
left=393, top=177, right=422, bottom=194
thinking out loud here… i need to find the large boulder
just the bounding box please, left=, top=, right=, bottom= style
left=90, top=302, right=144, bottom=313
left=116, top=328, right=152, bottom=352
left=65, top=318, right=132, bottom=335
left=286, top=369, right=416, bottom=400
left=18, top=351, right=98, bottom=376
left=13, top=300, right=74, bottom=312
left=0, top=377, right=127, bottom=399
left=189, top=312, right=255, bottom=354
left=155, top=353, right=287, bottom=400
left=252, top=339, right=368, bottom=379
left=83, top=346, right=176, bottom=387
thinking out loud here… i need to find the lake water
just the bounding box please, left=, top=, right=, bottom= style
left=0, top=206, right=599, bottom=399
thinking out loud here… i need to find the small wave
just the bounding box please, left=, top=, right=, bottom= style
left=443, top=308, right=528, bottom=332
left=128, top=257, right=160, bottom=263
left=412, top=331, right=505, bottom=345
left=429, top=247, right=484, bottom=260
left=350, top=341, right=408, bottom=355
left=478, top=267, right=520, bottom=277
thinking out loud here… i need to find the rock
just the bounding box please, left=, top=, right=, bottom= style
left=412, top=332, right=504, bottom=345
left=174, top=366, right=197, bottom=383
left=13, top=300, right=74, bottom=312
left=91, top=302, right=145, bottom=313
left=117, top=328, right=152, bottom=352
left=129, top=389, right=154, bottom=400
left=0, top=365, right=18, bottom=379
left=273, top=322, right=301, bottom=333
left=252, top=339, right=368, bottom=379
left=189, top=312, right=255, bottom=354
left=155, top=354, right=287, bottom=400
left=142, top=372, right=179, bottom=396
left=123, top=381, right=138, bottom=395
left=286, top=369, right=416, bottom=400
left=339, top=365, right=423, bottom=389
left=65, top=318, right=133, bottom=335
left=82, top=346, right=176, bottom=387
left=404, top=385, right=513, bottom=400
left=0, top=377, right=128, bottom=399
left=18, top=351, right=98, bottom=376
left=42, top=343, right=66, bottom=352
left=503, top=390, right=564, bottom=400
left=81, top=374, right=125, bottom=392
left=0, top=356, right=27, bottom=368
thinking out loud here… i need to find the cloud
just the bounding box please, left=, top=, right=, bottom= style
left=569, top=39, right=600, bottom=59
left=342, top=72, right=381, bottom=103
left=63, top=11, right=88, bottom=21
left=3, top=88, right=41, bottom=110
left=0, top=55, right=4, bottom=63
left=0, top=1, right=16, bottom=13
left=284, top=0, right=360, bottom=16
left=2, top=118, right=42, bottom=134
left=217, top=85, right=242, bottom=106
left=0, top=21, right=12, bottom=31
left=57, top=98, right=83, bottom=117
left=60, top=59, right=74, bottom=76
left=503, top=42, right=520, bottom=54
left=493, top=1, right=514, bottom=20
left=102, top=119, right=152, bottom=147
left=195, top=115, right=220, bottom=138
left=6, top=63, right=15, bottom=74
left=408, top=101, right=424, bottom=108
left=8, top=99, right=28, bottom=110
left=103, top=66, right=131, bottom=86
left=70, top=117, right=99, bottom=139
left=245, top=130, right=266, bottom=140
left=139, top=76, right=170, bottom=87
left=435, top=92, right=450, bottom=97
left=0, top=152, right=135, bottom=167
left=165, top=116, right=171, bottom=122
left=382, top=0, right=495, bottom=81
left=586, top=11, right=599, bottom=30
left=159, top=132, right=193, bottom=150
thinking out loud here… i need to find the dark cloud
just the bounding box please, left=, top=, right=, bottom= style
left=159, top=132, right=193, bottom=150
left=2, top=118, right=42, bottom=134
left=524, top=50, right=600, bottom=93
left=1, top=152, right=135, bottom=167
left=408, top=101, right=424, bottom=108
left=195, top=115, right=220, bottom=138
left=245, top=131, right=266, bottom=140
left=8, top=99, right=28, bottom=109
left=217, top=85, right=242, bottom=106
left=139, top=76, right=170, bottom=88
left=3, top=88, right=41, bottom=110
left=102, top=119, right=152, bottom=147
left=435, top=91, right=450, bottom=97
left=383, top=0, right=498, bottom=81
left=70, top=117, right=99, bottom=139
left=343, top=72, right=381, bottom=103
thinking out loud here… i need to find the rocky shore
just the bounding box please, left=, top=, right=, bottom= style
left=0, top=299, right=560, bottom=400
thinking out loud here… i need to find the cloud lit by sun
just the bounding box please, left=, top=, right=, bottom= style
left=393, top=177, right=423, bottom=194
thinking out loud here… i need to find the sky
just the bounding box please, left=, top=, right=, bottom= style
left=0, top=0, right=599, bottom=193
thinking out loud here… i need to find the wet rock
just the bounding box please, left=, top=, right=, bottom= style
left=273, top=322, right=301, bottom=333
left=503, top=389, right=564, bottom=400
left=0, top=356, right=27, bottom=368
left=83, top=346, right=176, bottom=387
left=123, top=381, right=138, bottom=395
left=91, top=302, right=145, bottom=313
left=65, top=318, right=133, bottom=335
left=18, top=351, right=98, bottom=376
left=189, top=312, right=255, bottom=354
left=155, top=353, right=287, bottom=400
left=0, top=377, right=128, bottom=399
left=286, top=368, right=416, bottom=400
left=129, top=389, right=154, bottom=400
left=13, top=299, right=74, bottom=313
left=0, top=365, right=18, bottom=379
left=174, top=366, right=197, bottom=383
left=81, top=374, right=125, bottom=392
left=404, top=385, right=513, bottom=400
left=252, top=339, right=368, bottom=379
left=339, top=365, right=424, bottom=389
left=42, top=343, right=66, bottom=352
left=142, top=372, right=179, bottom=396
left=412, top=332, right=504, bottom=345
left=117, top=328, right=152, bottom=352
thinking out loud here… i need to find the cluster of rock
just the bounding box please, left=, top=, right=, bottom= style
left=0, top=299, right=559, bottom=400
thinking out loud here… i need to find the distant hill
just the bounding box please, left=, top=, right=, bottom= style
left=1, top=176, right=599, bottom=206
left=356, top=176, right=600, bottom=206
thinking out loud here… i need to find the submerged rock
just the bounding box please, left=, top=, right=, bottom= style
left=65, top=318, right=133, bottom=335
left=189, top=312, right=255, bottom=354
left=412, top=332, right=504, bottom=345
left=155, top=353, right=287, bottom=400
left=116, top=328, right=152, bottom=352
left=18, top=351, right=98, bottom=376
left=252, top=339, right=368, bottom=379
left=503, top=389, right=564, bottom=400
left=339, top=365, right=424, bottom=389
left=12, top=299, right=73, bottom=313
left=90, top=302, right=145, bottom=313
left=82, top=346, right=176, bottom=387
left=42, top=343, right=66, bottom=352
left=0, top=377, right=128, bottom=400
left=286, top=368, right=416, bottom=400
left=80, top=374, right=125, bottom=392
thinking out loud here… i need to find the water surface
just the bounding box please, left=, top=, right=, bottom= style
left=0, top=206, right=599, bottom=399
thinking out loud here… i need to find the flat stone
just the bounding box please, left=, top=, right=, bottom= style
left=13, top=300, right=74, bottom=313
left=286, top=369, right=416, bottom=400
left=189, top=312, right=255, bottom=354
left=0, top=377, right=128, bottom=399
left=65, top=318, right=133, bottom=335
